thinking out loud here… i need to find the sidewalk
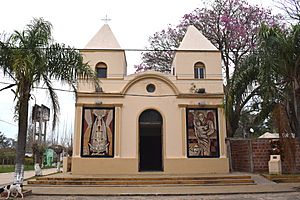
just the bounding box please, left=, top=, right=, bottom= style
left=0, top=168, right=58, bottom=186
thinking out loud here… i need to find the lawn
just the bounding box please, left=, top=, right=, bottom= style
left=0, top=165, right=34, bottom=173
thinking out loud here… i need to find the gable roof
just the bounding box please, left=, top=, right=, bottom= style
left=178, top=25, right=218, bottom=51
left=84, top=24, right=121, bottom=49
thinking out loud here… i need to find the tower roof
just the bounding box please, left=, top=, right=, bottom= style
left=84, top=24, right=121, bottom=49
left=178, top=25, right=218, bottom=51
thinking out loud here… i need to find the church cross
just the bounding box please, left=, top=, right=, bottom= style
left=101, top=15, right=111, bottom=24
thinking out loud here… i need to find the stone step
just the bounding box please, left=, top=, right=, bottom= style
left=27, top=175, right=255, bottom=186
left=35, top=175, right=252, bottom=181
left=262, top=174, right=300, bottom=183
left=269, top=177, right=300, bottom=183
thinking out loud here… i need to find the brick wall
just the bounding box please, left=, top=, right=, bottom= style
left=227, top=138, right=300, bottom=173
left=251, top=139, right=270, bottom=172
left=229, top=139, right=251, bottom=172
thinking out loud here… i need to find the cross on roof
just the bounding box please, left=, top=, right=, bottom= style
left=101, top=15, right=111, bottom=24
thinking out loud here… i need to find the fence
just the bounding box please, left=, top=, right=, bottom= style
left=226, top=138, right=300, bottom=173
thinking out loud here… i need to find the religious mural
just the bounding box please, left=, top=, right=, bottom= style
left=186, top=108, right=219, bottom=157
left=81, top=107, right=114, bottom=157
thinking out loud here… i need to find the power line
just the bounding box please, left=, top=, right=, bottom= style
left=33, top=86, right=75, bottom=93
left=0, top=81, right=75, bottom=93
left=0, top=46, right=259, bottom=53
left=0, top=119, right=17, bottom=127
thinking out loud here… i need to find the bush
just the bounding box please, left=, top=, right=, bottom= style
left=24, top=157, right=34, bottom=165
left=0, top=148, right=15, bottom=165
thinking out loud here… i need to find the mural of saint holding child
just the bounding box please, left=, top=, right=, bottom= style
left=187, top=108, right=219, bottom=158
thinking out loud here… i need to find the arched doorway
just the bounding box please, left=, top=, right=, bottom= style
left=139, top=109, right=163, bottom=171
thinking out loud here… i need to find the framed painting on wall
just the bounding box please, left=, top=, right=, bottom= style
left=81, top=107, right=114, bottom=157
left=186, top=108, right=219, bottom=158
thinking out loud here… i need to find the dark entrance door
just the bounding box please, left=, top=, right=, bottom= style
left=139, top=109, right=163, bottom=171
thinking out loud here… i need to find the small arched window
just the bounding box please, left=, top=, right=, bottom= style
left=96, top=62, right=107, bottom=78
left=194, top=62, right=205, bottom=79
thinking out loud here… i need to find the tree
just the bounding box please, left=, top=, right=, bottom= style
left=136, top=0, right=281, bottom=82
left=224, top=52, right=264, bottom=137
left=136, top=0, right=282, bottom=137
left=256, top=23, right=300, bottom=139
left=51, top=144, right=64, bottom=172
left=0, top=18, right=98, bottom=184
left=0, top=132, right=10, bottom=148
left=276, top=0, right=300, bottom=22
left=135, top=25, right=184, bottom=73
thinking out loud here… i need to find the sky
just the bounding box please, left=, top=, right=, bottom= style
left=0, top=0, right=280, bottom=140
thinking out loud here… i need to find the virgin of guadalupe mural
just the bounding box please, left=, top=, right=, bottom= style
left=81, top=108, right=114, bottom=157
left=187, top=109, right=219, bottom=157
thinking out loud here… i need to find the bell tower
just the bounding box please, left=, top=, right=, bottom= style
left=81, top=24, right=127, bottom=79
left=172, top=26, right=221, bottom=80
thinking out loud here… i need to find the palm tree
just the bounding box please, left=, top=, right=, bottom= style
left=225, top=52, right=264, bottom=137
left=0, top=18, right=98, bottom=184
left=226, top=23, right=300, bottom=138
left=257, top=24, right=300, bottom=139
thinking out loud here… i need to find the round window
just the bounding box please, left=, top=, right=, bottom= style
left=146, top=84, right=156, bottom=93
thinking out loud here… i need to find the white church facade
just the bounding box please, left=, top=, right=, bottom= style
left=70, top=24, right=229, bottom=174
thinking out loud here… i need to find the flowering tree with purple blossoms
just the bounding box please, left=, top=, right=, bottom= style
left=181, top=0, right=281, bottom=81
left=135, top=25, right=184, bottom=73
left=135, top=0, right=282, bottom=137
left=136, top=0, right=281, bottom=81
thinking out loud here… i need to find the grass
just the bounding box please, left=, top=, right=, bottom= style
left=0, top=165, right=34, bottom=173
left=0, top=164, right=56, bottom=173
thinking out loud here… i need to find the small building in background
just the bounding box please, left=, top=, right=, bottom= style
left=43, top=148, right=54, bottom=167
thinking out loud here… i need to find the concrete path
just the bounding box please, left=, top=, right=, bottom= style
left=0, top=168, right=58, bottom=186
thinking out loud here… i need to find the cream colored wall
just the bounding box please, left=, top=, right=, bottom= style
left=74, top=76, right=227, bottom=159
left=78, top=71, right=224, bottom=94
left=173, top=51, right=222, bottom=80
left=81, top=50, right=126, bottom=79
left=121, top=96, right=182, bottom=158
left=164, top=158, right=229, bottom=173
left=71, top=157, right=229, bottom=174
left=73, top=106, right=82, bottom=157
left=72, top=157, right=138, bottom=174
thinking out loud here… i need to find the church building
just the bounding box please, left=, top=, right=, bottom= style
left=71, top=24, right=229, bottom=174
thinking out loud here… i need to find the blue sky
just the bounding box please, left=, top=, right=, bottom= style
left=0, top=0, right=279, bottom=140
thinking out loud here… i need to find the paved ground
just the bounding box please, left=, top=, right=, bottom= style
left=2, top=170, right=300, bottom=199
left=0, top=168, right=58, bottom=186
left=18, top=192, right=300, bottom=200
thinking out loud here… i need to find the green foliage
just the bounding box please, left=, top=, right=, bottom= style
left=227, top=23, right=300, bottom=137
left=24, top=157, right=34, bottom=165
left=0, top=165, right=34, bottom=173
left=135, top=0, right=282, bottom=137
left=0, top=17, right=99, bottom=130
left=0, top=148, right=15, bottom=165
left=32, top=142, right=46, bottom=165
left=0, top=132, right=10, bottom=148
left=136, top=0, right=282, bottom=80
left=0, top=17, right=99, bottom=183
left=256, top=23, right=300, bottom=137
